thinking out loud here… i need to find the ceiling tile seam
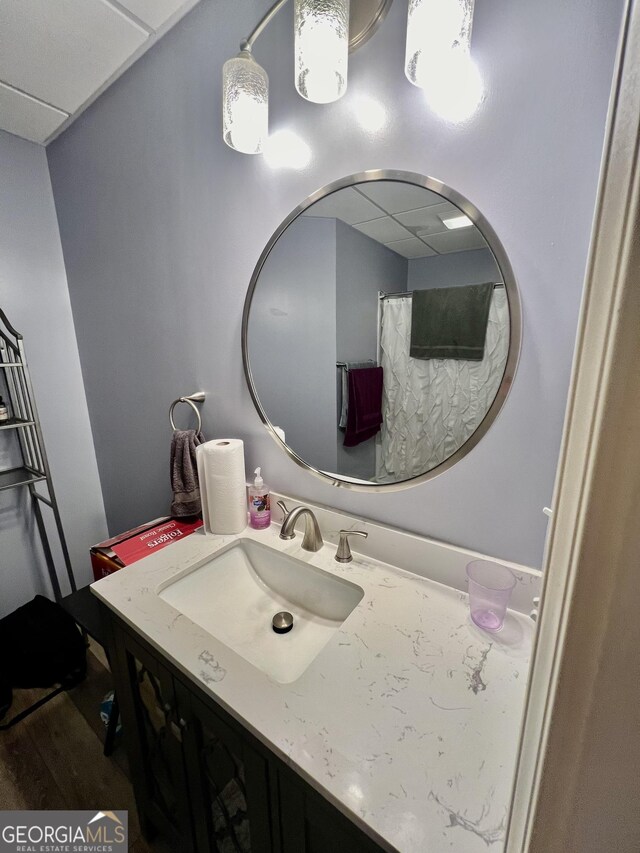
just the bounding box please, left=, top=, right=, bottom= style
left=352, top=210, right=421, bottom=244
left=351, top=186, right=450, bottom=250
left=357, top=219, right=415, bottom=244
left=388, top=230, right=441, bottom=254
left=0, top=79, right=70, bottom=118
left=41, top=24, right=168, bottom=145
left=99, top=0, right=155, bottom=35
left=384, top=210, right=437, bottom=247
left=353, top=184, right=444, bottom=217
left=352, top=184, right=395, bottom=220
left=371, top=224, right=440, bottom=256
left=354, top=217, right=438, bottom=252
left=418, top=232, right=447, bottom=250
left=386, top=237, right=420, bottom=246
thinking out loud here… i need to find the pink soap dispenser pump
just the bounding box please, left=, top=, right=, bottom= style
left=249, top=467, right=271, bottom=530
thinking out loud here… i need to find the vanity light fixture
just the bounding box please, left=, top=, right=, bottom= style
left=442, top=213, right=473, bottom=229
left=223, top=0, right=480, bottom=155
left=223, top=0, right=354, bottom=154
left=405, top=0, right=475, bottom=89
left=222, top=48, right=269, bottom=154
left=295, top=0, right=350, bottom=104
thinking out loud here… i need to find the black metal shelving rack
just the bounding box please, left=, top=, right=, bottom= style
left=0, top=306, right=78, bottom=728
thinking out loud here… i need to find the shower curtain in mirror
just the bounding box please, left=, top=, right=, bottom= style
left=375, top=289, right=509, bottom=482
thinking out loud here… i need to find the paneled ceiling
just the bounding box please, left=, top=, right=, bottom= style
left=0, top=0, right=202, bottom=145
left=304, top=184, right=488, bottom=258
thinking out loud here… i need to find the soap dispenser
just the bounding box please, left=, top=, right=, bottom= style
left=249, top=467, right=271, bottom=529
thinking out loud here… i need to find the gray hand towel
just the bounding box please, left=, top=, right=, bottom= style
left=410, top=282, right=494, bottom=360
left=170, top=429, right=205, bottom=518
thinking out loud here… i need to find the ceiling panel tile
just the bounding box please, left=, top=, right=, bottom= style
left=303, top=187, right=384, bottom=224
left=354, top=216, right=411, bottom=243
left=0, top=0, right=148, bottom=113
left=422, top=229, right=488, bottom=254
left=385, top=238, right=437, bottom=259
left=111, top=0, right=192, bottom=31
left=395, top=202, right=460, bottom=235
left=0, top=82, right=68, bottom=144
left=357, top=182, right=444, bottom=213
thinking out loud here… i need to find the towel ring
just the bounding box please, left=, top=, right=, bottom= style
left=169, top=391, right=205, bottom=432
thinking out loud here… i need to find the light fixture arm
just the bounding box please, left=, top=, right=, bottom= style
left=241, top=0, right=291, bottom=52
left=227, top=0, right=430, bottom=156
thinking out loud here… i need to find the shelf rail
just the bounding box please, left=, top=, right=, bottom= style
left=0, top=310, right=76, bottom=602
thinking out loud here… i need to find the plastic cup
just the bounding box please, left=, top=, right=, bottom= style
left=466, top=560, right=516, bottom=633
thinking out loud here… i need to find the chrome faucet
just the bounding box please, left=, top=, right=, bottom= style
left=278, top=503, right=323, bottom=552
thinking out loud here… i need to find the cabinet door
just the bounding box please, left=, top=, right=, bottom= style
left=278, top=767, right=383, bottom=853
left=176, top=683, right=273, bottom=853
left=111, top=627, right=194, bottom=851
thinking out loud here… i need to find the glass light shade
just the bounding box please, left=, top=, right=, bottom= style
left=405, top=0, right=475, bottom=89
left=222, top=50, right=269, bottom=154
left=295, top=0, right=350, bottom=104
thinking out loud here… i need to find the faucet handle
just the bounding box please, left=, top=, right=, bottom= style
left=335, top=529, right=368, bottom=563
left=277, top=500, right=291, bottom=522
left=530, top=596, right=541, bottom=623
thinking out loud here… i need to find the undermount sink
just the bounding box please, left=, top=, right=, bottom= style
left=157, top=538, right=364, bottom=683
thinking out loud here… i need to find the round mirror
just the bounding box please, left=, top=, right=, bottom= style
left=242, top=170, right=521, bottom=491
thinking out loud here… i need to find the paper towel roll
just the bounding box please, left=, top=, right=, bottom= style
left=196, top=439, right=247, bottom=534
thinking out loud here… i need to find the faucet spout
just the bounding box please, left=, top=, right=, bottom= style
left=279, top=506, right=323, bottom=552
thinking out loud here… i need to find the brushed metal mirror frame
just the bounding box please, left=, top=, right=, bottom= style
left=242, top=169, right=522, bottom=492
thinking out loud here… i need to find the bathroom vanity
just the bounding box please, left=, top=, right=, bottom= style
left=93, top=497, right=537, bottom=853
left=87, top=170, right=537, bottom=852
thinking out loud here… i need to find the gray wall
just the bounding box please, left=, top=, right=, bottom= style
left=335, top=219, right=407, bottom=480
left=0, top=130, right=107, bottom=616
left=47, top=0, right=624, bottom=568
left=336, top=219, right=407, bottom=363
left=408, top=247, right=500, bottom=290
left=252, top=215, right=405, bottom=483
left=249, top=215, right=337, bottom=474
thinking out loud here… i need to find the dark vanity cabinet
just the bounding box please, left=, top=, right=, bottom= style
left=110, top=630, right=195, bottom=848
left=178, top=686, right=273, bottom=853
left=107, top=614, right=384, bottom=853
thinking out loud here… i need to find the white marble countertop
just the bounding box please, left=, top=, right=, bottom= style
left=92, top=516, right=533, bottom=852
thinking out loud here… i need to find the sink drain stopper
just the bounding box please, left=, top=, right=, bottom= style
left=272, top=611, right=294, bottom=634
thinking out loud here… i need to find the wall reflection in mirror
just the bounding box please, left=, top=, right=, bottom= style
left=244, top=174, right=520, bottom=489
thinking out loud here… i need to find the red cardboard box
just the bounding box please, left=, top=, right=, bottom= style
left=90, top=517, right=203, bottom=581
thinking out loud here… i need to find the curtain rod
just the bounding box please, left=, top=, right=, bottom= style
left=379, top=283, right=505, bottom=300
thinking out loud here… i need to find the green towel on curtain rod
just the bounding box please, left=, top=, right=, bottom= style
left=409, top=282, right=494, bottom=361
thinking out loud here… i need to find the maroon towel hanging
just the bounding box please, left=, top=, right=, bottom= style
left=343, top=366, right=384, bottom=447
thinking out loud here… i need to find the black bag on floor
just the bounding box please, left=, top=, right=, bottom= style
left=0, top=595, right=86, bottom=718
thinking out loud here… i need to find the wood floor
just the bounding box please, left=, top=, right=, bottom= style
left=0, top=641, right=168, bottom=852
